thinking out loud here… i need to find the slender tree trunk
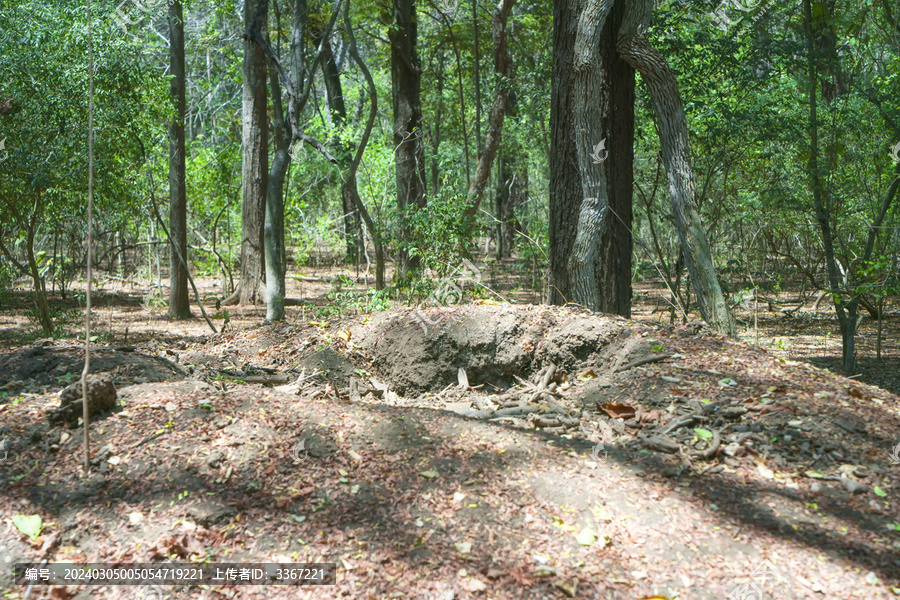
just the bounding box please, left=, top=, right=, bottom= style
left=315, top=28, right=363, bottom=263
left=617, top=0, right=734, bottom=335
left=431, top=48, right=445, bottom=194
left=463, top=0, right=517, bottom=219
left=234, top=0, right=269, bottom=306
left=390, top=0, right=426, bottom=277
left=345, top=0, right=385, bottom=289
left=167, top=0, right=191, bottom=319
left=265, top=56, right=288, bottom=322
left=802, top=0, right=855, bottom=373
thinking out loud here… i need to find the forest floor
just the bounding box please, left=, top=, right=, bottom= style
left=1, top=261, right=900, bottom=599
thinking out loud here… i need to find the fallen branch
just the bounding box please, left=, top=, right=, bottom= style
left=615, top=354, right=673, bottom=373
left=690, top=429, right=721, bottom=460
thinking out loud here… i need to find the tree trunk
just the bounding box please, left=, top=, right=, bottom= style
left=265, top=54, right=288, bottom=323
left=617, top=0, right=734, bottom=335
left=549, top=0, right=633, bottom=316
left=549, top=0, right=585, bottom=306
left=236, top=0, right=269, bottom=306
left=167, top=0, right=191, bottom=319
left=568, top=0, right=614, bottom=312
left=463, top=0, right=517, bottom=220
left=390, top=0, right=426, bottom=277
left=345, top=0, right=385, bottom=289
left=314, top=27, right=364, bottom=263
left=599, top=0, right=634, bottom=317
left=802, top=0, right=855, bottom=373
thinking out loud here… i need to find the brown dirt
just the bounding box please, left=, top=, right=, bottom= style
left=1, top=292, right=899, bottom=599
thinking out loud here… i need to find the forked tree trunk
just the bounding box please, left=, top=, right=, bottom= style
left=617, top=0, right=735, bottom=335
left=167, top=0, right=191, bottom=319
left=315, top=28, right=363, bottom=263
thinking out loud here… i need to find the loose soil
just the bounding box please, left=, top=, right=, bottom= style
left=0, top=270, right=899, bottom=599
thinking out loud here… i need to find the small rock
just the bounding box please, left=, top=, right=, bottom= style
left=186, top=500, right=236, bottom=528
left=839, top=477, right=866, bottom=494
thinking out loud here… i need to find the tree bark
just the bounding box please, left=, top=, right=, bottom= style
left=235, top=0, right=269, bottom=306
left=617, top=0, right=734, bottom=335
left=167, top=0, right=191, bottom=319
left=314, top=26, right=364, bottom=263
left=568, top=0, right=614, bottom=312
left=803, top=0, right=855, bottom=373
left=549, top=0, right=585, bottom=306
left=390, top=0, right=427, bottom=277
left=599, top=0, right=634, bottom=317
left=463, top=0, right=517, bottom=220
left=549, top=0, right=633, bottom=316
left=265, top=55, right=288, bottom=322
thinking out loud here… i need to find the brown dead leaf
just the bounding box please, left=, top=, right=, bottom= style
left=598, top=402, right=636, bottom=420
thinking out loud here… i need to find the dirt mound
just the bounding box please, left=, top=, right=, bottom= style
left=357, top=304, right=633, bottom=395
left=0, top=343, right=187, bottom=398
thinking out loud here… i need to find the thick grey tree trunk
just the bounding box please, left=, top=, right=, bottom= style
left=617, top=0, right=735, bottom=335
left=549, top=0, right=633, bottom=316
left=235, top=0, right=269, bottom=306
left=568, top=0, right=614, bottom=311
left=167, top=0, right=191, bottom=319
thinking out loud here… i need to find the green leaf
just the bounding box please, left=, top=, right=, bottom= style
left=874, top=486, right=887, bottom=497
left=694, top=428, right=713, bottom=441
left=652, top=345, right=664, bottom=352
left=575, top=527, right=596, bottom=546
left=12, top=514, right=42, bottom=541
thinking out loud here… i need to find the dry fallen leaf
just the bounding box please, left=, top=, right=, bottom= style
left=553, top=578, right=578, bottom=597
left=598, top=402, right=636, bottom=420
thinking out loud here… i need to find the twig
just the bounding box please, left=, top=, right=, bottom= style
left=615, top=354, right=673, bottom=373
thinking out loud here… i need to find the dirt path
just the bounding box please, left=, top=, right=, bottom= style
left=1, top=305, right=899, bottom=599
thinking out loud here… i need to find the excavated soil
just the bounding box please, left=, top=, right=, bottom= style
left=1, top=303, right=900, bottom=599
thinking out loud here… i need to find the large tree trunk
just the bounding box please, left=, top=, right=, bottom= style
left=599, top=0, right=634, bottom=317
left=617, top=0, right=735, bottom=335
left=167, top=0, right=191, bottom=319
left=265, top=56, right=288, bottom=323
left=549, top=0, right=633, bottom=316
left=235, top=0, right=269, bottom=306
left=568, top=0, right=614, bottom=312
left=549, top=0, right=584, bottom=306
left=390, top=0, right=426, bottom=278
